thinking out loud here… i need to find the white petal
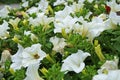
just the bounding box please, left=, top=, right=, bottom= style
left=92, top=74, right=108, bottom=80
left=61, top=50, right=90, bottom=73
left=10, top=44, right=24, bottom=70
left=24, top=63, right=44, bottom=80
left=107, top=70, right=120, bottom=80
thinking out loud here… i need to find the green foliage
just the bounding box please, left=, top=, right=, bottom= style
left=1, top=60, right=25, bottom=80
left=95, top=26, right=120, bottom=56
left=65, top=33, right=93, bottom=53
left=13, top=68, right=26, bottom=80
left=79, top=65, right=97, bottom=80
left=95, top=26, right=120, bottom=68
left=0, top=39, right=17, bottom=54
left=44, top=63, right=64, bottom=80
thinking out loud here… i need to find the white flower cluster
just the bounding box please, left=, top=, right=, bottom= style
left=93, top=57, right=120, bottom=80
left=0, top=0, right=120, bottom=80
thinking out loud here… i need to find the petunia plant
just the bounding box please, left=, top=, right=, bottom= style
left=0, top=0, right=120, bottom=80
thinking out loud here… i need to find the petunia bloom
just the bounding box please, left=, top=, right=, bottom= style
left=93, top=70, right=120, bottom=80
left=0, top=6, right=10, bottom=18
left=0, top=20, right=10, bottom=39
left=10, top=44, right=24, bottom=70
left=61, top=50, right=90, bottom=73
left=24, top=63, right=44, bottom=80
left=50, top=36, right=67, bottom=54
left=22, top=44, right=46, bottom=67
left=10, top=44, right=46, bottom=70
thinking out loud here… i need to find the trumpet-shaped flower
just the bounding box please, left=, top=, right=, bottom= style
left=54, top=15, right=77, bottom=33
left=22, top=44, right=46, bottom=67
left=93, top=70, right=120, bottom=80
left=24, top=63, right=44, bottom=80
left=0, top=6, right=10, bottom=18
left=29, top=13, right=54, bottom=27
left=61, top=50, right=90, bottom=73
left=0, top=20, right=10, bottom=39
left=10, top=44, right=24, bottom=70
left=36, top=0, right=48, bottom=13
left=98, top=57, right=119, bottom=74
left=109, top=12, right=120, bottom=25
left=26, top=7, right=39, bottom=14
left=9, top=18, right=20, bottom=30
left=50, top=36, right=67, bottom=53
left=70, top=1, right=84, bottom=13
left=85, top=17, right=110, bottom=41
left=54, top=6, right=73, bottom=22
left=11, top=44, right=46, bottom=70
left=92, top=57, right=119, bottom=80
left=107, top=0, right=120, bottom=12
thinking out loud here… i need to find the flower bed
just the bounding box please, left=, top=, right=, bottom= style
left=0, top=0, right=120, bottom=80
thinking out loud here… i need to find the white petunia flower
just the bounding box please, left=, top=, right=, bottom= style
left=22, top=44, right=46, bottom=67
left=98, top=57, right=119, bottom=74
left=61, top=50, right=90, bottom=73
left=92, top=57, right=119, bottom=80
left=109, top=12, right=120, bottom=25
left=29, top=13, right=54, bottom=27
left=107, top=0, right=120, bottom=12
left=54, top=15, right=77, bottom=33
left=0, top=20, right=10, bottom=39
left=85, top=17, right=110, bottom=41
left=10, top=44, right=24, bottom=70
left=0, top=6, right=11, bottom=18
left=93, top=70, right=120, bottom=80
left=24, top=63, right=44, bottom=80
left=70, top=1, right=84, bottom=13
left=26, top=7, right=39, bottom=14
left=36, top=0, right=48, bottom=13
left=50, top=36, right=67, bottom=53
left=11, top=44, right=46, bottom=70
left=54, top=6, right=73, bottom=22
left=73, top=16, right=87, bottom=35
